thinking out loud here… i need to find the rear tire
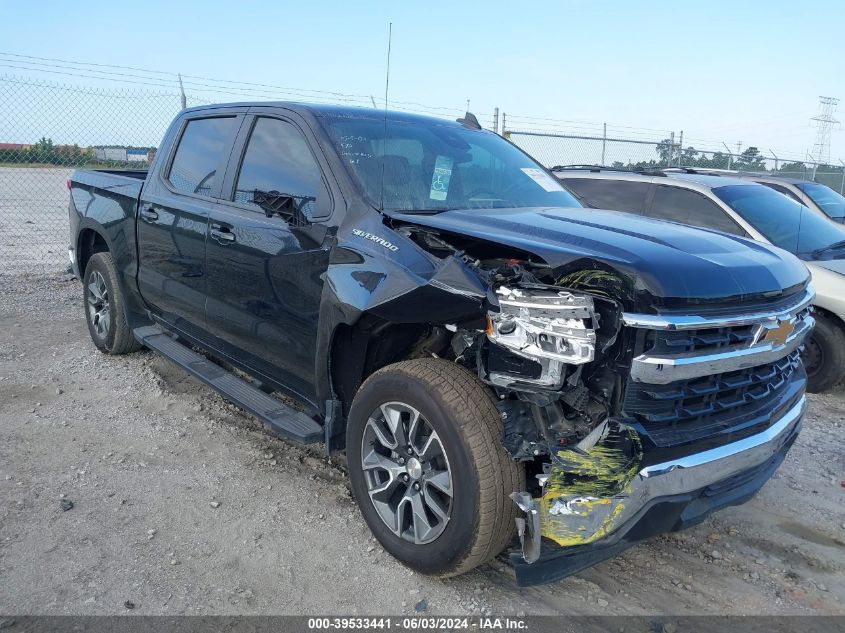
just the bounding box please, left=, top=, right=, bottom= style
left=803, top=311, right=845, bottom=393
left=83, top=252, right=142, bottom=355
left=346, top=359, right=524, bottom=577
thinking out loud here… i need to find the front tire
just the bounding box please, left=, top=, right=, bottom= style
left=803, top=312, right=845, bottom=393
left=83, top=252, right=141, bottom=355
left=346, top=359, right=524, bottom=577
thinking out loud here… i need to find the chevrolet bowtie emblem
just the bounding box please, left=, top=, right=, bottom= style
left=751, top=320, right=795, bottom=347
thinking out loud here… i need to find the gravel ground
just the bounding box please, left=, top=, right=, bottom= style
left=0, top=167, right=74, bottom=274
left=1, top=272, right=843, bottom=616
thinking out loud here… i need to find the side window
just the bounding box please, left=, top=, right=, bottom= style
left=234, top=117, right=330, bottom=219
left=648, top=185, right=746, bottom=236
left=561, top=178, right=650, bottom=213
left=168, top=117, right=236, bottom=196
left=760, top=182, right=803, bottom=204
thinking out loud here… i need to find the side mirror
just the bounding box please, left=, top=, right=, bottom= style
left=252, top=189, right=315, bottom=226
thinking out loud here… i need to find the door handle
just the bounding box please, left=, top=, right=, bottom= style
left=139, top=207, right=159, bottom=222
left=210, top=225, right=236, bottom=244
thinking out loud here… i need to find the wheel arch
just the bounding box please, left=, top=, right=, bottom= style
left=76, top=226, right=111, bottom=276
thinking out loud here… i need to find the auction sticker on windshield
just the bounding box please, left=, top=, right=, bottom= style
left=430, top=155, right=453, bottom=201
left=521, top=167, right=565, bottom=192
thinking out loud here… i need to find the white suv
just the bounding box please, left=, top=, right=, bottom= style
left=554, top=166, right=845, bottom=392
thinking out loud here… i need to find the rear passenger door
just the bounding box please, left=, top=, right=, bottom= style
left=137, top=112, right=243, bottom=339
left=644, top=185, right=748, bottom=236
left=203, top=111, right=336, bottom=403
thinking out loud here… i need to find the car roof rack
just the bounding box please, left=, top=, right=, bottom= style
left=550, top=164, right=609, bottom=172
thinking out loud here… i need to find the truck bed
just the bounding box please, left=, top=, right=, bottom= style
left=71, top=168, right=147, bottom=204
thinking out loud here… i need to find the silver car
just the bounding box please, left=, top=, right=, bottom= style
left=670, top=168, right=845, bottom=224
left=554, top=166, right=845, bottom=392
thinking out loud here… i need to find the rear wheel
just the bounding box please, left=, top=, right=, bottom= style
left=83, top=252, right=141, bottom=355
left=803, top=312, right=845, bottom=392
left=346, top=359, right=523, bottom=577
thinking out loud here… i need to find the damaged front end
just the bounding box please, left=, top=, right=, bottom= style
left=479, top=281, right=644, bottom=561
left=383, top=221, right=651, bottom=569
left=330, top=216, right=809, bottom=586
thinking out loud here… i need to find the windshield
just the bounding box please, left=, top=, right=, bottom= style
left=714, top=184, right=845, bottom=258
left=319, top=114, right=581, bottom=212
left=795, top=182, right=845, bottom=220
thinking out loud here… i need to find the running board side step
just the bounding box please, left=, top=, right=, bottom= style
left=133, top=325, right=323, bottom=444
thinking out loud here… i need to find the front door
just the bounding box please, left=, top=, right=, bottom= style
left=204, top=114, right=336, bottom=403
left=136, top=114, right=242, bottom=339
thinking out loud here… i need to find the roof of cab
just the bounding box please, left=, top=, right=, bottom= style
left=180, top=101, right=466, bottom=127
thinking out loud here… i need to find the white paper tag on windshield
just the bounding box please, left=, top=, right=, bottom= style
left=521, top=167, right=564, bottom=192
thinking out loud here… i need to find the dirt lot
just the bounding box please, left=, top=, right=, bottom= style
left=0, top=271, right=843, bottom=616
left=0, top=167, right=73, bottom=274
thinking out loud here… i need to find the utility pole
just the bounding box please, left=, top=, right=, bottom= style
left=502, top=113, right=507, bottom=138
left=677, top=130, right=684, bottom=166
left=667, top=132, right=675, bottom=167
left=769, top=150, right=779, bottom=173
left=722, top=142, right=733, bottom=170
left=493, top=107, right=499, bottom=135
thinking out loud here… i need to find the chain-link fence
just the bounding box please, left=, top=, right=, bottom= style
left=0, top=76, right=212, bottom=273
left=504, top=126, right=845, bottom=193
left=2, top=74, right=844, bottom=272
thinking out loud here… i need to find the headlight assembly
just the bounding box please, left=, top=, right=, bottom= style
left=486, top=286, right=597, bottom=389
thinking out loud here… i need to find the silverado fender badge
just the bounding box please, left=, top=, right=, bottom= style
left=351, top=228, right=399, bottom=252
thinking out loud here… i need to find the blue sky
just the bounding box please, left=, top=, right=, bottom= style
left=2, top=0, right=844, bottom=160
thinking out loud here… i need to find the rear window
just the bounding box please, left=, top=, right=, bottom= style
left=561, top=178, right=650, bottom=213
left=795, top=182, right=845, bottom=220
left=168, top=117, right=236, bottom=197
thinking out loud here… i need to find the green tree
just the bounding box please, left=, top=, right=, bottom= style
left=31, top=137, right=57, bottom=164
left=735, top=146, right=766, bottom=171
left=655, top=138, right=674, bottom=164
left=681, top=146, right=700, bottom=166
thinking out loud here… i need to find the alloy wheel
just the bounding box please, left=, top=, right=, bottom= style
left=87, top=270, right=111, bottom=339
left=360, top=402, right=453, bottom=544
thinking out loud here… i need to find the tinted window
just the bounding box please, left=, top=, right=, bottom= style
left=168, top=117, right=235, bottom=196
left=759, top=181, right=803, bottom=204
left=647, top=185, right=745, bottom=235
left=714, top=184, right=845, bottom=257
left=562, top=178, right=650, bottom=212
left=795, top=182, right=845, bottom=220
left=320, top=115, right=581, bottom=211
left=234, top=117, right=330, bottom=218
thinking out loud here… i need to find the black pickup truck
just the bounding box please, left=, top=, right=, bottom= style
left=68, top=103, right=813, bottom=586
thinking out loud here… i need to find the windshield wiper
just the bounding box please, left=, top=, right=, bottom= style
left=811, top=239, right=845, bottom=258
left=393, top=208, right=451, bottom=215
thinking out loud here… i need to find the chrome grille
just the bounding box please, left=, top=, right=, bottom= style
left=621, top=288, right=814, bottom=447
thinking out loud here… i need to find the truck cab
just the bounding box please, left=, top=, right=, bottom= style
left=69, top=104, right=812, bottom=586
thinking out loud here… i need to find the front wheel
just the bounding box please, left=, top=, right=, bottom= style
left=803, top=312, right=845, bottom=393
left=346, top=359, right=524, bottom=577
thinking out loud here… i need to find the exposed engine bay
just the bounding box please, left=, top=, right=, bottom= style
left=393, top=222, right=645, bottom=556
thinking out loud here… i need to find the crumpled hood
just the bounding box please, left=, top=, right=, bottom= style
left=389, top=206, right=810, bottom=310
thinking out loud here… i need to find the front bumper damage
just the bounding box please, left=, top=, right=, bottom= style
left=509, top=396, right=805, bottom=586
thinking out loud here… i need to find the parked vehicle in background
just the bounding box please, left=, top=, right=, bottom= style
left=68, top=104, right=812, bottom=586
left=672, top=169, right=845, bottom=224
left=554, top=166, right=845, bottom=392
